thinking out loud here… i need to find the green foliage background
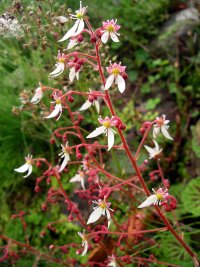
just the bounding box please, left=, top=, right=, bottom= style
left=0, top=0, right=200, bottom=266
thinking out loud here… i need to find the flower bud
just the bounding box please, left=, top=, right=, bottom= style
left=68, top=94, right=74, bottom=103
left=119, top=124, right=126, bottom=130
left=35, top=185, right=41, bottom=192
left=77, top=34, right=84, bottom=42
left=90, top=34, right=97, bottom=43
left=76, top=153, right=82, bottom=159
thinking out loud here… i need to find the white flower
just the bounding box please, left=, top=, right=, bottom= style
left=86, top=116, right=116, bottom=151
left=14, top=154, right=33, bottom=178
left=78, top=231, right=88, bottom=256
left=58, top=1, right=87, bottom=42
left=69, top=170, right=86, bottom=190
left=79, top=90, right=100, bottom=113
left=30, top=83, right=43, bottom=104
left=49, top=52, right=67, bottom=78
left=101, top=19, right=120, bottom=44
left=105, top=62, right=126, bottom=93
left=108, top=255, right=117, bottom=267
left=58, top=142, right=70, bottom=172
left=144, top=140, right=162, bottom=159
left=138, top=188, right=169, bottom=208
left=45, top=93, right=62, bottom=121
left=153, top=114, right=173, bottom=140
left=87, top=197, right=113, bottom=228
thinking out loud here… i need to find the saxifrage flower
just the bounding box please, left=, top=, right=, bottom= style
left=105, top=62, right=126, bottom=93
left=14, top=154, right=33, bottom=178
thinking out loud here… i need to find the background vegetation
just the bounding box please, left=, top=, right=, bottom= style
left=0, top=0, right=200, bottom=266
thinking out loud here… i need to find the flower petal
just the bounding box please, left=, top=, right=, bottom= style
left=79, top=100, right=92, bottom=111
left=101, top=31, right=109, bottom=44
left=116, top=74, right=125, bottom=93
left=49, top=64, right=64, bottom=77
left=161, top=125, right=173, bottom=140
left=105, top=74, right=115, bottom=90
left=138, top=194, right=157, bottom=208
left=74, top=19, right=84, bottom=36
left=86, top=126, right=106, bottom=138
left=80, top=177, right=86, bottom=190
left=144, top=145, right=155, bottom=157
left=94, top=100, right=100, bottom=113
left=14, top=163, right=30, bottom=173
left=106, top=208, right=111, bottom=228
left=81, top=240, right=88, bottom=256
left=67, top=39, right=77, bottom=50
left=23, top=165, right=33, bottom=178
left=87, top=207, right=103, bottom=225
left=59, top=154, right=70, bottom=172
left=45, top=104, right=62, bottom=119
left=69, top=67, right=76, bottom=82
left=70, top=174, right=82, bottom=183
left=30, top=89, right=43, bottom=104
left=110, top=32, right=119, bottom=42
left=107, top=128, right=114, bottom=151
left=58, top=20, right=79, bottom=42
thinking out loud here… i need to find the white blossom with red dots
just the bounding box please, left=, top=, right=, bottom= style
left=86, top=116, right=117, bottom=151
left=101, top=19, right=120, bottom=44
left=70, top=170, right=86, bottom=190
left=105, top=62, right=126, bottom=93
left=14, top=154, right=33, bottom=178
left=58, top=1, right=87, bottom=42
left=87, top=197, right=113, bottom=228
left=153, top=114, right=173, bottom=140
left=58, top=142, right=70, bottom=173
left=138, top=188, right=169, bottom=208
left=78, top=231, right=88, bottom=256
left=144, top=140, right=162, bottom=159
left=30, top=83, right=43, bottom=104
left=49, top=52, right=67, bottom=77
left=45, top=93, right=63, bottom=120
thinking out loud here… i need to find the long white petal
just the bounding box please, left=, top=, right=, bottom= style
left=110, top=32, right=119, bottom=42
left=87, top=207, right=103, bottom=225
left=74, top=19, right=84, bottom=36
left=69, top=174, right=82, bottom=183
left=81, top=240, right=88, bottom=256
left=153, top=140, right=159, bottom=152
left=79, top=100, right=92, bottom=111
left=161, top=126, right=173, bottom=140
left=106, top=209, right=111, bottom=228
left=94, top=100, right=100, bottom=113
left=49, top=64, right=64, bottom=77
left=144, top=145, right=155, bottom=156
left=67, top=39, right=77, bottom=50
left=58, top=20, right=79, bottom=42
left=69, top=68, right=76, bottom=82
left=116, top=74, right=125, bottom=93
left=23, top=165, right=33, bottom=178
left=45, top=104, right=62, bottom=119
left=80, top=177, right=86, bottom=190
left=105, top=74, right=115, bottom=90
left=86, top=126, right=106, bottom=138
left=30, top=91, right=43, bottom=104
left=107, top=128, right=114, bottom=151
left=14, top=163, right=30, bottom=173
left=59, top=154, right=70, bottom=172
left=101, top=31, right=109, bottom=44
left=138, top=194, right=157, bottom=208
left=153, top=127, right=160, bottom=139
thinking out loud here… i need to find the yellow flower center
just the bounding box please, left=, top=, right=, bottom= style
left=106, top=25, right=115, bottom=32
left=59, top=58, right=65, bottom=63
left=76, top=12, right=83, bottom=19
left=56, top=99, right=61, bottom=105
left=156, top=193, right=163, bottom=200
left=102, top=121, right=111, bottom=128
left=99, top=201, right=107, bottom=209
left=112, top=67, right=120, bottom=75
left=26, top=160, right=32, bottom=165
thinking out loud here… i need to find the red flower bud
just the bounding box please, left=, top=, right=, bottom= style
left=90, top=34, right=97, bottom=43
left=77, top=34, right=84, bottom=42
left=68, top=94, right=74, bottom=103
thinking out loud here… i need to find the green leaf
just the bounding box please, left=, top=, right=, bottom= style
left=182, top=177, right=200, bottom=216
left=145, top=98, right=161, bottom=110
